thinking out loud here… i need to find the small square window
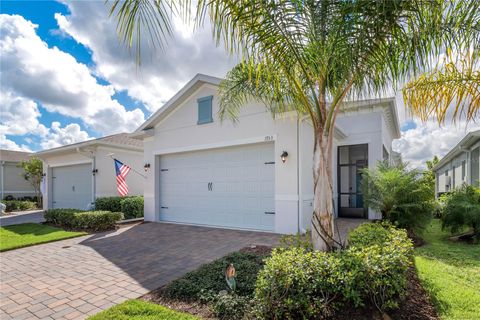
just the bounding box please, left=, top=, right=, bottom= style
left=197, top=96, right=213, bottom=124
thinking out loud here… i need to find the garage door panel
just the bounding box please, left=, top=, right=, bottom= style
left=52, top=163, right=92, bottom=210
left=159, top=142, right=275, bottom=231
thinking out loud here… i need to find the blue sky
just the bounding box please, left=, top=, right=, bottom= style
left=0, top=0, right=477, bottom=168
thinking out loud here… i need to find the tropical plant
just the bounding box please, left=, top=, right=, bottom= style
left=421, top=155, right=439, bottom=200
left=403, top=49, right=480, bottom=124
left=361, top=161, right=434, bottom=234
left=440, top=185, right=480, bottom=242
left=108, top=0, right=480, bottom=250
left=17, top=157, right=43, bottom=207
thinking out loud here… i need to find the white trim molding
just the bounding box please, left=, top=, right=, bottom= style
left=154, top=135, right=277, bottom=155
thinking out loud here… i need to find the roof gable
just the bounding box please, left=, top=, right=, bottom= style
left=135, top=74, right=222, bottom=133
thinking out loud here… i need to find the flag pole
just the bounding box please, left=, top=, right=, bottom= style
left=107, top=153, right=147, bottom=179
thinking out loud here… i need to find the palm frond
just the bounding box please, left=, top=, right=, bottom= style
left=403, top=49, right=480, bottom=123
left=107, top=0, right=180, bottom=65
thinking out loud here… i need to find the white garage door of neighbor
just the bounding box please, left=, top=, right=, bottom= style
left=52, top=163, right=92, bottom=210
left=159, top=142, right=275, bottom=231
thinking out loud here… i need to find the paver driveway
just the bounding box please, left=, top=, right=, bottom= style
left=0, top=222, right=280, bottom=320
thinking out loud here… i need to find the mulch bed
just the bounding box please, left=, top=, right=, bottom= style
left=334, top=267, right=438, bottom=320
left=140, top=246, right=438, bottom=320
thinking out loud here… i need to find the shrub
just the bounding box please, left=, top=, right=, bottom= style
left=44, top=209, right=123, bottom=231
left=72, top=211, right=124, bottom=231
left=279, top=230, right=313, bottom=251
left=440, top=185, right=480, bottom=242
left=254, top=224, right=413, bottom=318
left=95, top=196, right=144, bottom=219
left=254, top=248, right=360, bottom=319
left=94, top=197, right=123, bottom=212
left=120, top=196, right=144, bottom=219
left=164, top=251, right=266, bottom=301
left=44, top=208, right=84, bottom=227
left=361, top=161, right=434, bottom=235
left=1, top=200, right=37, bottom=212
left=201, top=292, right=251, bottom=320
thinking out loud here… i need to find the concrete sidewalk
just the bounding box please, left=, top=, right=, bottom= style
left=0, top=210, right=45, bottom=226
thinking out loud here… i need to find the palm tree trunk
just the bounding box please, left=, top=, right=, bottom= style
left=311, top=131, right=335, bottom=251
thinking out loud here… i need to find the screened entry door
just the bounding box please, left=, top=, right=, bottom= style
left=338, top=144, right=368, bottom=218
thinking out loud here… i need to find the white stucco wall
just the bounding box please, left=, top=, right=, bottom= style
left=0, top=162, right=36, bottom=199
left=39, top=146, right=143, bottom=210
left=95, top=147, right=144, bottom=197
left=436, top=140, right=480, bottom=194
left=142, top=82, right=398, bottom=234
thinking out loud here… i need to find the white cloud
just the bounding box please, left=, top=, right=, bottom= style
left=0, top=14, right=145, bottom=135
left=40, top=122, right=91, bottom=149
left=0, top=89, right=91, bottom=152
left=55, top=1, right=236, bottom=112
left=393, top=119, right=480, bottom=169
left=0, top=135, right=32, bottom=152
left=0, top=90, right=48, bottom=136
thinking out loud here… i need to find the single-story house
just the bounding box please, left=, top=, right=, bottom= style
left=0, top=149, right=36, bottom=200
left=131, top=74, right=401, bottom=234
left=36, top=133, right=144, bottom=210
left=433, top=129, right=480, bottom=197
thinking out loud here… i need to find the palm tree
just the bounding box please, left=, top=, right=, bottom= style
left=109, top=0, right=479, bottom=251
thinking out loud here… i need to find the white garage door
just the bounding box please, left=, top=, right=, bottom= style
left=159, top=143, right=275, bottom=231
left=52, top=163, right=92, bottom=210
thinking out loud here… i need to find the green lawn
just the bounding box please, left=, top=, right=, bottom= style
left=88, top=299, right=198, bottom=320
left=0, top=223, right=87, bottom=252
left=415, top=220, right=480, bottom=320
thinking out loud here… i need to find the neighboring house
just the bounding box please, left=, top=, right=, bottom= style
left=0, top=149, right=36, bottom=200
left=131, top=74, right=401, bottom=234
left=36, top=133, right=144, bottom=210
left=433, top=130, right=480, bottom=197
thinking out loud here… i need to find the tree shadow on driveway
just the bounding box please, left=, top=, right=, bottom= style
left=78, top=222, right=280, bottom=291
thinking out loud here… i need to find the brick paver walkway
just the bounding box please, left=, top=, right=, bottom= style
left=0, top=222, right=280, bottom=319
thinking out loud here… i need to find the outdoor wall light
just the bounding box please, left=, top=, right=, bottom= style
left=281, top=151, right=289, bottom=163
left=144, top=163, right=151, bottom=172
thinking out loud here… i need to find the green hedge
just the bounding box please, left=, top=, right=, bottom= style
left=94, top=196, right=144, bottom=219
left=1, top=200, right=37, bottom=212
left=94, top=197, right=123, bottom=212
left=120, top=197, right=144, bottom=219
left=254, top=223, right=413, bottom=318
left=45, top=209, right=123, bottom=231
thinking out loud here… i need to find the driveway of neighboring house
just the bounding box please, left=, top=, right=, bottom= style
left=0, top=210, right=45, bottom=227
left=0, top=222, right=280, bottom=320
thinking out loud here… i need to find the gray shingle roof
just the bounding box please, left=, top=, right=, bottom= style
left=0, top=149, right=32, bottom=162
left=35, top=133, right=143, bottom=156
left=98, top=133, right=143, bottom=149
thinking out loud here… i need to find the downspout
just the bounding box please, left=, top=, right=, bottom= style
left=1, top=161, right=4, bottom=200
left=297, top=116, right=300, bottom=234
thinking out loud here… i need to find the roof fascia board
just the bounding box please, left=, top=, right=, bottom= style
left=136, top=74, right=222, bottom=132
left=433, top=130, right=480, bottom=171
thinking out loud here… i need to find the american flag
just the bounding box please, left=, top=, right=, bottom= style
left=114, top=159, right=131, bottom=196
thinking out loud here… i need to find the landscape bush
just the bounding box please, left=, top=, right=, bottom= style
left=200, top=292, right=251, bottom=320
left=120, top=196, right=144, bottom=219
left=440, top=185, right=480, bottom=242
left=94, top=197, right=123, bottom=212
left=95, top=196, right=144, bottom=219
left=164, top=251, right=267, bottom=301
left=254, top=223, right=413, bottom=318
left=71, top=211, right=124, bottom=231
left=44, top=209, right=123, bottom=231
left=1, top=200, right=37, bottom=212
left=44, top=208, right=83, bottom=227
left=361, top=161, right=434, bottom=235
